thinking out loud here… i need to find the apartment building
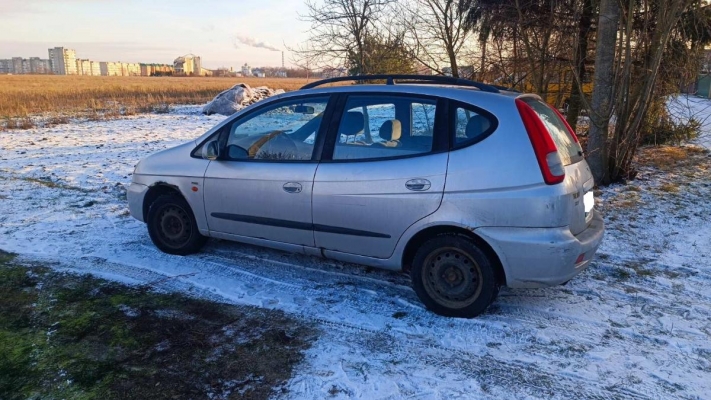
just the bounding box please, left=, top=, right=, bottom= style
left=0, top=57, right=52, bottom=74
left=174, top=54, right=202, bottom=75
left=48, top=47, right=77, bottom=75
left=29, top=57, right=52, bottom=74
left=77, top=60, right=102, bottom=76
left=5, top=46, right=209, bottom=77
left=90, top=61, right=101, bottom=76
left=77, top=59, right=92, bottom=75
left=12, top=57, right=25, bottom=74
left=100, top=61, right=121, bottom=76
left=140, top=63, right=175, bottom=76
left=125, top=63, right=141, bottom=76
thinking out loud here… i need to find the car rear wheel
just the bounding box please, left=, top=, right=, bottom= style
left=411, top=235, right=499, bottom=318
left=147, top=194, right=207, bottom=255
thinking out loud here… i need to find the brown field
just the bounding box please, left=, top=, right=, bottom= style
left=0, top=75, right=318, bottom=129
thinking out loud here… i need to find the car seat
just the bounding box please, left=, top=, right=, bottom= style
left=376, top=119, right=402, bottom=147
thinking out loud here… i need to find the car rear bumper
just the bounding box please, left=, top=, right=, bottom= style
left=127, top=182, right=148, bottom=222
left=476, top=210, right=605, bottom=288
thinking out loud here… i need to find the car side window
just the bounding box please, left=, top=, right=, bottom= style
left=333, top=96, right=436, bottom=161
left=225, top=96, right=329, bottom=161
left=412, top=102, right=436, bottom=137
left=454, top=105, right=493, bottom=146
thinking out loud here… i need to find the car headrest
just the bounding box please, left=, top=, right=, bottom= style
left=379, top=119, right=402, bottom=141
left=465, top=115, right=491, bottom=140
left=340, top=111, right=364, bottom=136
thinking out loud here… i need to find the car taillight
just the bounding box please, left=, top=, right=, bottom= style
left=515, top=99, right=565, bottom=185
left=552, top=107, right=580, bottom=143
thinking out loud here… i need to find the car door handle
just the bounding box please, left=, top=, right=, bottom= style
left=283, top=182, right=302, bottom=193
left=405, top=179, right=431, bottom=191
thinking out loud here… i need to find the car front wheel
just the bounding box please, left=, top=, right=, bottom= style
left=411, top=235, right=499, bottom=318
left=146, top=194, right=207, bottom=255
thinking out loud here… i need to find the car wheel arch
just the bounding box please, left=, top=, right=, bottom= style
left=401, top=225, right=507, bottom=287
left=142, top=183, right=184, bottom=221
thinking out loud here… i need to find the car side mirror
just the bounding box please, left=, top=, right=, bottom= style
left=202, top=140, right=220, bottom=160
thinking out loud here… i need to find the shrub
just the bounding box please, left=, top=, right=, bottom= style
left=641, top=116, right=701, bottom=145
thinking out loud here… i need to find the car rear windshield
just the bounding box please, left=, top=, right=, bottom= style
left=521, top=98, right=583, bottom=166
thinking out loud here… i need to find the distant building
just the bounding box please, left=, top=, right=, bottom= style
left=140, top=63, right=175, bottom=76
left=125, top=63, right=141, bottom=76
left=29, top=57, right=52, bottom=74
left=90, top=61, right=101, bottom=76
left=100, top=61, right=122, bottom=76
left=321, top=67, right=347, bottom=78
left=0, top=59, right=11, bottom=74
left=0, top=57, right=52, bottom=74
left=48, top=47, right=77, bottom=75
left=12, top=57, right=24, bottom=74
left=21, top=59, right=32, bottom=74
left=76, top=59, right=93, bottom=75
left=212, top=67, right=237, bottom=77
left=5, top=46, right=211, bottom=77
left=241, top=63, right=252, bottom=77
left=174, top=54, right=203, bottom=75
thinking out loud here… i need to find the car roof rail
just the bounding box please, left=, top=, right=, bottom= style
left=300, top=74, right=501, bottom=93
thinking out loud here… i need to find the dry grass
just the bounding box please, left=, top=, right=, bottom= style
left=635, top=145, right=709, bottom=170
left=659, top=183, right=680, bottom=193
left=0, top=75, right=319, bottom=129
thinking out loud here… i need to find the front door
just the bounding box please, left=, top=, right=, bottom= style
left=203, top=95, right=331, bottom=246
left=313, top=94, right=448, bottom=258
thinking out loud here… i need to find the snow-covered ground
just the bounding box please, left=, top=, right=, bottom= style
left=1, top=105, right=711, bottom=399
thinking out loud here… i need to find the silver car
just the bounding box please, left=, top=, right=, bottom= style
left=127, top=75, right=604, bottom=318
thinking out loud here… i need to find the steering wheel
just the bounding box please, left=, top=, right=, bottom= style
left=247, top=130, right=294, bottom=158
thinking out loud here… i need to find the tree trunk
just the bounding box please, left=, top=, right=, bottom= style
left=587, top=0, right=620, bottom=185
left=566, top=0, right=594, bottom=130
left=479, top=38, right=487, bottom=81
left=448, top=46, right=459, bottom=77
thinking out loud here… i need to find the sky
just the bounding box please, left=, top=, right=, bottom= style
left=0, top=0, right=312, bottom=69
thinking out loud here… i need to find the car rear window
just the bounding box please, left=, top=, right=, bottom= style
left=521, top=98, right=583, bottom=165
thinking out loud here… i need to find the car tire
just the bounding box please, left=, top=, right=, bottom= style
left=411, top=235, right=499, bottom=318
left=146, top=194, right=207, bottom=255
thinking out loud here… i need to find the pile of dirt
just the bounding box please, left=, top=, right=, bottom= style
left=202, top=83, right=285, bottom=116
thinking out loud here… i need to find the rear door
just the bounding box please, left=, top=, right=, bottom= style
left=312, top=94, right=449, bottom=258
left=520, top=98, right=592, bottom=234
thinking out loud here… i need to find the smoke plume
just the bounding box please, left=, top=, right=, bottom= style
left=234, top=35, right=281, bottom=52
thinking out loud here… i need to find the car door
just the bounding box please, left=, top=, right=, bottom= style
left=312, top=94, right=449, bottom=258
left=202, top=95, right=332, bottom=246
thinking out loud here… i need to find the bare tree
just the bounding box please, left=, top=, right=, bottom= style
left=588, top=0, right=700, bottom=184
left=401, top=0, right=473, bottom=77
left=464, top=1, right=581, bottom=97
left=294, top=0, right=394, bottom=74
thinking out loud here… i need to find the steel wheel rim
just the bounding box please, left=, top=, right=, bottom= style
left=157, top=205, right=191, bottom=248
left=422, top=247, right=483, bottom=309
